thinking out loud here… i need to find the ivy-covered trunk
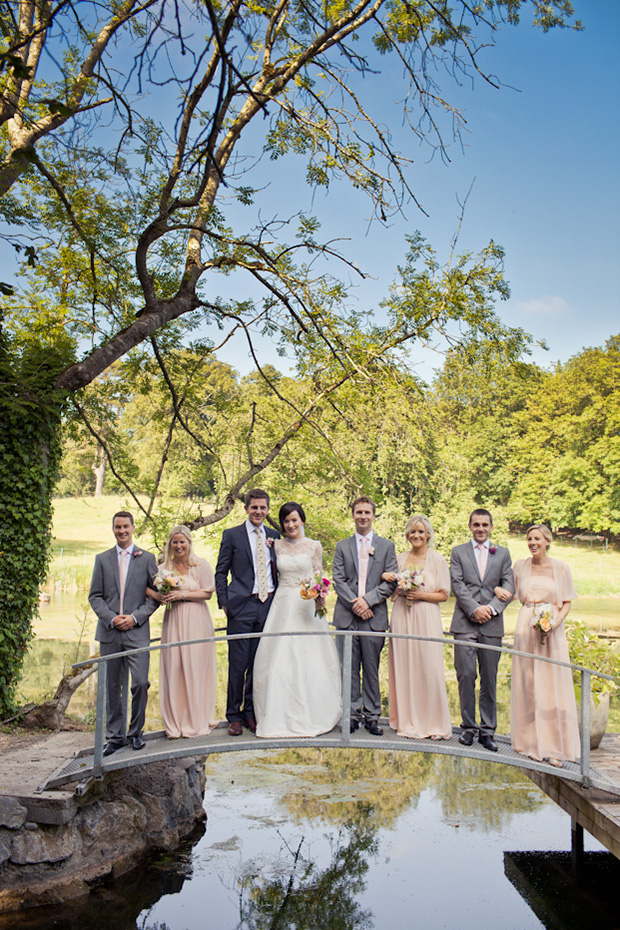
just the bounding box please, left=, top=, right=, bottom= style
left=0, top=381, right=62, bottom=718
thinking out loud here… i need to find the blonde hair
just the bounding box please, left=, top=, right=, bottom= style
left=404, top=514, right=434, bottom=548
left=159, top=524, right=198, bottom=567
left=526, top=524, right=553, bottom=549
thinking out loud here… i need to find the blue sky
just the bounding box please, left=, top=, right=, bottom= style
left=212, top=0, right=620, bottom=380
left=5, top=1, right=617, bottom=383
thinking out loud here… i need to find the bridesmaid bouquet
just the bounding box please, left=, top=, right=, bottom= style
left=154, top=569, right=184, bottom=610
left=530, top=603, right=555, bottom=643
left=397, top=567, right=425, bottom=593
left=300, top=573, right=331, bottom=618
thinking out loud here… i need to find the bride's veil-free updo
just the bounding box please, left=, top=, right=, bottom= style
left=159, top=524, right=199, bottom=567
left=279, top=502, right=306, bottom=537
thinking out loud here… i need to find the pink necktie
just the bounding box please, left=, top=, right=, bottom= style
left=476, top=544, right=488, bottom=578
left=119, top=550, right=129, bottom=613
left=358, top=536, right=370, bottom=596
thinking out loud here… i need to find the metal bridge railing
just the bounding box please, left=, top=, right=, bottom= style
left=73, top=629, right=616, bottom=785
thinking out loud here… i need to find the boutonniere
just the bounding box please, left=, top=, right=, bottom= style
left=368, top=547, right=375, bottom=556
left=132, top=549, right=143, bottom=558
left=488, top=546, right=496, bottom=555
left=265, top=538, right=274, bottom=549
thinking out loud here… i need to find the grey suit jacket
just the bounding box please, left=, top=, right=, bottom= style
left=449, top=541, right=514, bottom=637
left=332, top=535, right=397, bottom=632
left=89, top=546, right=159, bottom=646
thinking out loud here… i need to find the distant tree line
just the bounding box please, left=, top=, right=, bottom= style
left=57, top=335, right=620, bottom=551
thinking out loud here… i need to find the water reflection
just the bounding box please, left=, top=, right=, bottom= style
left=0, top=824, right=205, bottom=930
left=236, top=813, right=376, bottom=930
left=505, top=851, right=620, bottom=930
left=3, top=751, right=617, bottom=930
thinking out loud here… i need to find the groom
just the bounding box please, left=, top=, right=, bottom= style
left=449, top=508, right=514, bottom=752
left=215, top=488, right=279, bottom=736
left=332, top=497, right=397, bottom=735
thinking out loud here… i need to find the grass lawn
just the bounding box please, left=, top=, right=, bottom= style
left=38, top=497, right=620, bottom=642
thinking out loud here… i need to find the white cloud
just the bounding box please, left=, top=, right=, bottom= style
left=516, top=296, right=571, bottom=316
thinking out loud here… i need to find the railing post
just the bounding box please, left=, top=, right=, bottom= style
left=580, top=670, right=592, bottom=787
left=341, top=632, right=352, bottom=742
left=121, top=657, right=129, bottom=734
left=93, top=660, right=107, bottom=777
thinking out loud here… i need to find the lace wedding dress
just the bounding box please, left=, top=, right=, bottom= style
left=253, top=538, right=341, bottom=737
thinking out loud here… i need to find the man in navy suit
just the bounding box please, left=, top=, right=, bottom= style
left=215, top=489, right=279, bottom=736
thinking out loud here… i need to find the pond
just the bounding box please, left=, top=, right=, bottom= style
left=3, top=748, right=619, bottom=930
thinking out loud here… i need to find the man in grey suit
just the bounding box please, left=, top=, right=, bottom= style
left=332, top=497, right=397, bottom=736
left=89, top=511, right=159, bottom=755
left=450, top=509, right=514, bottom=752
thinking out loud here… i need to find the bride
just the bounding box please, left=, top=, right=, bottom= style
left=253, top=502, right=341, bottom=738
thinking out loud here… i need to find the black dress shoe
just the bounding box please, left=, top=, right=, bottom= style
left=130, top=736, right=146, bottom=751
left=458, top=730, right=475, bottom=746
left=479, top=735, right=498, bottom=752
left=349, top=720, right=360, bottom=733
left=103, top=742, right=122, bottom=757
left=365, top=720, right=383, bottom=736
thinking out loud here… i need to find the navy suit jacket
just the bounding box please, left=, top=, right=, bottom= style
left=215, top=523, right=280, bottom=618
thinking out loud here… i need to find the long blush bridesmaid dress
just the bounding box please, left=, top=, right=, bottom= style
left=388, top=548, right=452, bottom=739
left=159, top=558, right=218, bottom=738
left=510, top=558, right=579, bottom=762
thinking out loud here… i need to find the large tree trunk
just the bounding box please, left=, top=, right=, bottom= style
left=18, top=663, right=97, bottom=730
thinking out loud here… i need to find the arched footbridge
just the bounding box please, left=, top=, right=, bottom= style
left=40, top=631, right=620, bottom=799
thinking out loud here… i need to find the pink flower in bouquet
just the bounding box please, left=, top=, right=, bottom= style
left=300, top=572, right=331, bottom=617
left=154, top=569, right=184, bottom=610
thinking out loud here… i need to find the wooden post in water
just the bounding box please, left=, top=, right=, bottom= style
left=571, top=817, right=584, bottom=874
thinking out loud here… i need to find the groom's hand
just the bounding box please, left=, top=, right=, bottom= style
left=113, top=614, right=136, bottom=630
left=350, top=596, right=373, bottom=620
left=472, top=605, right=493, bottom=623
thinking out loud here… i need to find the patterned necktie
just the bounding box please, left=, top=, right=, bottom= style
left=119, top=549, right=129, bottom=613
left=358, top=536, right=370, bottom=597
left=255, top=528, right=269, bottom=602
left=476, top=543, right=488, bottom=578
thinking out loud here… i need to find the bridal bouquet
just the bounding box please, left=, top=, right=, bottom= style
left=530, top=603, right=555, bottom=644
left=396, top=566, right=425, bottom=593
left=300, top=573, right=331, bottom=618
left=154, top=569, right=184, bottom=610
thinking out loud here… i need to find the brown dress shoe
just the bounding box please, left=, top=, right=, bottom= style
left=244, top=716, right=257, bottom=733
left=228, top=721, right=243, bottom=736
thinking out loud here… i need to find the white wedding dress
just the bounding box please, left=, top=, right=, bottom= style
left=253, top=538, right=341, bottom=737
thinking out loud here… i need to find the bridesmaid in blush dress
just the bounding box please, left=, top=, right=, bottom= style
left=149, top=525, right=218, bottom=738
left=384, top=515, right=452, bottom=740
left=506, top=524, right=579, bottom=767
